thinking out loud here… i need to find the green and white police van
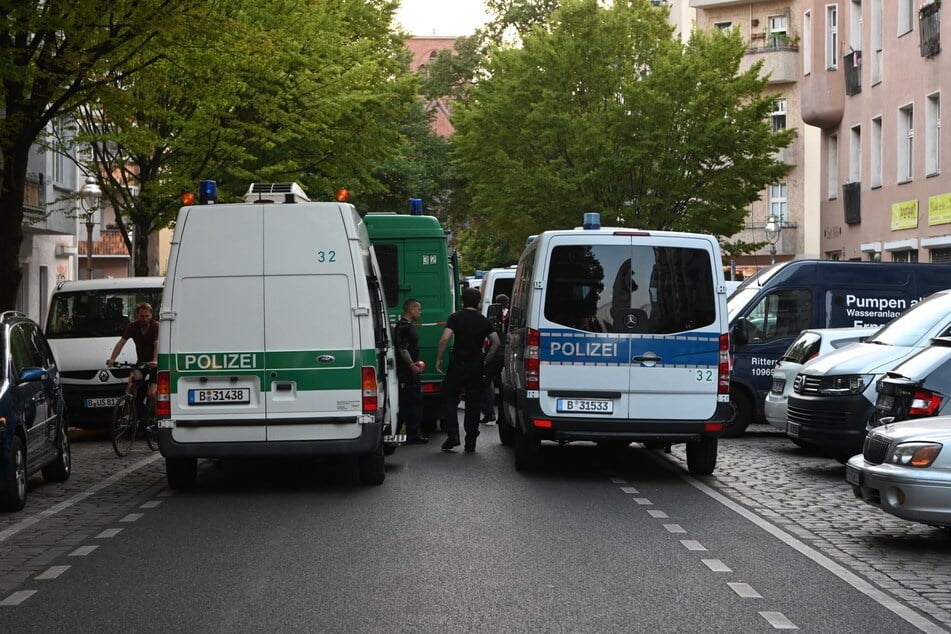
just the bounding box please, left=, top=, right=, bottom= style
left=156, top=182, right=399, bottom=489
left=498, top=213, right=731, bottom=475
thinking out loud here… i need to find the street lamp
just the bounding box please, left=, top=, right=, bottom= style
left=764, top=214, right=782, bottom=265
left=79, top=175, right=101, bottom=280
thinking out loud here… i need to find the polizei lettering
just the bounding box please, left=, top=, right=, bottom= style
left=550, top=341, right=618, bottom=358
left=183, top=353, right=258, bottom=370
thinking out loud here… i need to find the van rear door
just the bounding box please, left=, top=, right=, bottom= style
left=263, top=205, right=362, bottom=441
left=539, top=235, right=721, bottom=421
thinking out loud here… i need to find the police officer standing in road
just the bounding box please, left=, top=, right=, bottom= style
left=395, top=298, right=428, bottom=444
left=436, top=288, right=501, bottom=453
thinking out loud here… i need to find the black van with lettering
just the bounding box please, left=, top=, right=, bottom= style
left=726, top=260, right=951, bottom=435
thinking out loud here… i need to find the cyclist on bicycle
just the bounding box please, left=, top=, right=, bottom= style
left=106, top=302, right=159, bottom=401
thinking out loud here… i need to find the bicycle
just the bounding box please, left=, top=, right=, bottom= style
left=110, top=361, right=158, bottom=456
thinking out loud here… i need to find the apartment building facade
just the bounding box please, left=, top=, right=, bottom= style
left=802, top=0, right=949, bottom=263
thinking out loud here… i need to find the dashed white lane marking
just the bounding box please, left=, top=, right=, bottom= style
left=69, top=545, right=98, bottom=557
left=620, top=486, right=640, bottom=494
left=96, top=528, right=123, bottom=539
left=656, top=454, right=947, bottom=634
left=120, top=513, right=144, bottom=523
left=680, top=540, right=707, bottom=551
left=158, top=489, right=175, bottom=497
left=0, top=453, right=162, bottom=544
left=35, top=565, right=70, bottom=580
left=140, top=500, right=162, bottom=509
left=760, top=611, right=799, bottom=630
left=609, top=477, right=626, bottom=484
left=663, top=524, right=687, bottom=534
left=632, top=497, right=652, bottom=505
left=0, top=590, right=36, bottom=606
left=647, top=510, right=669, bottom=519
left=702, top=559, right=732, bottom=573
left=728, top=582, right=763, bottom=599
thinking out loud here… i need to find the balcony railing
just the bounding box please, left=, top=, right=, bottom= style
left=843, top=182, right=861, bottom=225
left=919, top=2, right=941, bottom=58
left=843, top=50, right=862, bottom=96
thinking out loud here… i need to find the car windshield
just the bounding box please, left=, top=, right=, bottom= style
left=866, top=292, right=951, bottom=347
left=781, top=331, right=821, bottom=364
left=45, top=288, right=162, bottom=339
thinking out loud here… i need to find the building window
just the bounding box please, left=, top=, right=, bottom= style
left=849, top=125, right=862, bottom=183
left=51, top=118, right=68, bottom=186
left=871, top=0, right=883, bottom=84
left=828, top=133, right=839, bottom=199
left=850, top=0, right=863, bottom=50
left=826, top=5, right=839, bottom=70
left=714, top=21, right=732, bottom=30
left=803, top=11, right=812, bottom=74
left=871, top=116, right=883, bottom=188
left=899, top=0, right=914, bottom=35
left=769, top=183, right=788, bottom=221
left=827, top=251, right=843, bottom=260
left=771, top=99, right=787, bottom=131
left=898, top=104, right=914, bottom=183
left=926, top=92, right=941, bottom=176
left=768, top=15, right=789, bottom=48
left=892, top=250, right=919, bottom=262
left=931, top=248, right=951, bottom=264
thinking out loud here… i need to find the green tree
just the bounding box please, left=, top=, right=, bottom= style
left=451, top=0, right=793, bottom=260
left=0, top=0, right=199, bottom=309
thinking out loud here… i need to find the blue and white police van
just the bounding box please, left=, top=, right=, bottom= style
left=497, top=213, right=731, bottom=475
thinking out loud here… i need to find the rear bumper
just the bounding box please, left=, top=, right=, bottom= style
left=157, top=421, right=382, bottom=458
left=505, top=387, right=728, bottom=443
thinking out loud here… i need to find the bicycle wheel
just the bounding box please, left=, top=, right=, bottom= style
left=145, top=400, right=158, bottom=451
left=111, top=395, right=137, bottom=457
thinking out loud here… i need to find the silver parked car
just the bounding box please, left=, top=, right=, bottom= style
left=765, top=327, right=876, bottom=432
left=846, top=418, right=951, bottom=528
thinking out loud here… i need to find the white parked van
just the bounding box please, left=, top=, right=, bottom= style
left=479, top=266, right=516, bottom=316
left=44, top=277, right=164, bottom=428
left=498, top=213, right=731, bottom=475
left=156, top=182, right=399, bottom=489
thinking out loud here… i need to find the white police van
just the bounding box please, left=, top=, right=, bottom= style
left=498, top=213, right=731, bottom=475
left=156, top=181, right=399, bottom=489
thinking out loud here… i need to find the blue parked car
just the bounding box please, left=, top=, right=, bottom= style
left=1, top=311, right=71, bottom=511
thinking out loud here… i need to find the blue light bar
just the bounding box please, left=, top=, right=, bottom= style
left=409, top=198, right=423, bottom=215
left=583, top=212, right=601, bottom=230
left=199, top=180, right=218, bottom=205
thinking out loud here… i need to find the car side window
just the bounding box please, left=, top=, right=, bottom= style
left=747, top=289, right=812, bottom=342
left=9, top=324, right=43, bottom=375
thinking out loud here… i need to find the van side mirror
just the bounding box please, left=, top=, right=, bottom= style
left=731, top=320, right=748, bottom=347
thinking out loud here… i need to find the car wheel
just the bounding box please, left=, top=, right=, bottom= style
left=686, top=437, right=717, bottom=476
left=358, top=443, right=385, bottom=485
left=1, top=435, right=27, bottom=512
left=514, top=422, right=541, bottom=472
left=721, top=388, right=752, bottom=438
left=166, top=457, right=197, bottom=491
left=42, top=419, right=71, bottom=483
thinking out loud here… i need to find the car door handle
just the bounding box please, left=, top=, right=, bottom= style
left=633, top=353, right=661, bottom=366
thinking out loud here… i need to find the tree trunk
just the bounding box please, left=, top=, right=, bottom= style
left=0, top=141, right=29, bottom=311
left=134, top=216, right=151, bottom=276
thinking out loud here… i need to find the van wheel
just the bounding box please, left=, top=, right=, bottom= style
left=686, top=437, right=717, bottom=476
left=358, top=444, right=386, bottom=485
left=498, top=418, right=515, bottom=446
left=166, top=457, right=197, bottom=491
left=514, top=425, right=541, bottom=472
left=721, top=389, right=751, bottom=438
left=0, top=435, right=27, bottom=512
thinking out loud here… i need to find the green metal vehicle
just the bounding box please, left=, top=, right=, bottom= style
left=365, top=211, right=460, bottom=429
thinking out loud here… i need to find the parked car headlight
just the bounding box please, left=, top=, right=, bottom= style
left=819, top=374, right=873, bottom=395
left=887, top=442, right=942, bottom=467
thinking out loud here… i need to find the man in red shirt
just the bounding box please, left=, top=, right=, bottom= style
left=106, top=302, right=159, bottom=400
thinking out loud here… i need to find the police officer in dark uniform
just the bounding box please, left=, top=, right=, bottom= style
left=395, top=298, right=428, bottom=444
left=436, top=288, right=501, bottom=453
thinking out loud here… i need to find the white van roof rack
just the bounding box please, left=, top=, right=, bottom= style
left=243, top=182, right=310, bottom=204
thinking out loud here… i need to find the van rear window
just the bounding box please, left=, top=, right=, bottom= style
left=46, top=289, right=162, bottom=339
left=544, top=244, right=716, bottom=334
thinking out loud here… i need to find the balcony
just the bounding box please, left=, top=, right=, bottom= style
left=741, top=41, right=800, bottom=84
left=690, top=0, right=774, bottom=8
left=843, top=182, right=861, bottom=225
left=843, top=50, right=862, bottom=96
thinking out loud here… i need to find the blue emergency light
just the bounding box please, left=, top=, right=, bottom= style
left=583, top=212, right=601, bottom=230
left=198, top=180, right=218, bottom=205
left=409, top=197, right=423, bottom=215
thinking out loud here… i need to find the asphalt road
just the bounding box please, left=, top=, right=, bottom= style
left=1, top=423, right=947, bottom=632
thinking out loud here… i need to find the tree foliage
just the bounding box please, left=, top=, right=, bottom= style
left=450, top=0, right=793, bottom=267
left=0, top=0, right=199, bottom=309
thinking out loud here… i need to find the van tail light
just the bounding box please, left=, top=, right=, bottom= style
left=718, top=333, right=731, bottom=395
left=525, top=328, right=540, bottom=391
left=157, top=371, right=171, bottom=417
left=362, top=366, right=378, bottom=413
left=909, top=390, right=943, bottom=417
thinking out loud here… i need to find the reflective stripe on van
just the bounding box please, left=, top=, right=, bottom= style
left=542, top=329, right=720, bottom=367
